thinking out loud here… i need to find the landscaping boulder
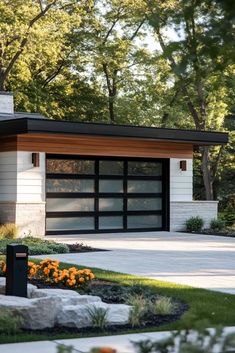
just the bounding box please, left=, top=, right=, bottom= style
left=56, top=302, right=131, bottom=328
left=0, top=294, right=61, bottom=330
left=30, top=288, right=81, bottom=299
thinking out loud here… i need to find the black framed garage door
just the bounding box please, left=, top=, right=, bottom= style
left=46, top=155, right=169, bottom=234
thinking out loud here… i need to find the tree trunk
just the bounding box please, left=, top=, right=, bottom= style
left=108, top=95, right=115, bottom=123
left=201, top=146, right=214, bottom=200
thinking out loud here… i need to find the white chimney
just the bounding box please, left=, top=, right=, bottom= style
left=0, top=91, right=14, bottom=115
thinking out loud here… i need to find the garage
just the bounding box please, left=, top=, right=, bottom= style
left=46, top=155, right=169, bottom=234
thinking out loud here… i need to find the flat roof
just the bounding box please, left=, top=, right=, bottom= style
left=0, top=117, right=228, bottom=145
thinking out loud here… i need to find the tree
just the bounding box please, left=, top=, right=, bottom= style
left=146, top=0, right=235, bottom=199
left=0, top=0, right=90, bottom=91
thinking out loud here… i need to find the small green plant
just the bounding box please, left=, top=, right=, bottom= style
left=149, top=296, right=176, bottom=315
left=210, top=218, right=225, bottom=231
left=0, top=223, right=18, bottom=239
left=0, top=309, right=22, bottom=335
left=86, top=306, right=109, bottom=330
left=186, top=216, right=204, bottom=232
left=127, top=294, right=148, bottom=327
left=57, top=344, right=74, bottom=353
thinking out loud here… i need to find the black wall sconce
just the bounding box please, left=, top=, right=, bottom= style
left=32, top=153, right=40, bottom=167
left=180, top=160, right=187, bottom=171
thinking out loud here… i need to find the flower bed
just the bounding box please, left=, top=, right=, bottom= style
left=0, top=258, right=95, bottom=290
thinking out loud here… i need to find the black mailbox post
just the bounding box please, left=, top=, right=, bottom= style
left=6, top=244, right=28, bottom=297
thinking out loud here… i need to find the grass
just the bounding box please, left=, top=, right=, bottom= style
left=1, top=257, right=235, bottom=344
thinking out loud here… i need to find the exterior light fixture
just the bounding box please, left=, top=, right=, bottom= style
left=32, top=153, right=40, bottom=167
left=180, top=160, right=187, bottom=171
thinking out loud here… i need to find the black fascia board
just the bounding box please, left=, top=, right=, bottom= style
left=0, top=118, right=228, bottom=145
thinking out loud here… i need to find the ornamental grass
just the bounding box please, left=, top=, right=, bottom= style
left=0, top=258, right=94, bottom=289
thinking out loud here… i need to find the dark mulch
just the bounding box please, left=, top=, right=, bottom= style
left=183, top=230, right=235, bottom=238
left=26, top=278, right=188, bottom=335
left=67, top=242, right=109, bottom=253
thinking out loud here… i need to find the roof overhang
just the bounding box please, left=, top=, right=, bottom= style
left=0, top=118, right=228, bottom=145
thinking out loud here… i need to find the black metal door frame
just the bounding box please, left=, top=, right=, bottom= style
left=46, top=154, right=170, bottom=235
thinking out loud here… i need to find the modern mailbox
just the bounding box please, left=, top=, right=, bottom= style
left=5, top=244, right=28, bottom=297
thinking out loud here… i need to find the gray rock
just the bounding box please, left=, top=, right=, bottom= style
left=30, top=288, right=81, bottom=299
left=56, top=302, right=131, bottom=328
left=56, top=304, right=93, bottom=328
left=62, top=294, right=101, bottom=305
left=106, top=303, right=131, bottom=325
left=0, top=277, right=5, bottom=295
left=0, top=294, right=61, bottom=330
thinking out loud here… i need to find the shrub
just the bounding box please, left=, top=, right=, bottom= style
left=149, top=296, right=176, bottom=315
left=210, top=218, right=225, bottom=231
left=0, top=223, right=18, bottom=239
left=0, top=309, right=22, bottom=335
left=86, top=306, right=109, bottom=330
left=186, top=216, right=204, bottom=232
left=0, top=236, right=69, bottom=255
left=127, top=295, right=148, bottom=327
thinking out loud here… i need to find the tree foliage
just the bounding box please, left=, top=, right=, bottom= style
left=0, top=0, right=234, bottom=207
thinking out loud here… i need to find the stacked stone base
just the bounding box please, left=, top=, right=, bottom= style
left=0, top=202, right=45, bottom=237
left=170, top=201, right=218, bottom=232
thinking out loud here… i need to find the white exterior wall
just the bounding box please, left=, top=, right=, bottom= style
left=17, top=151, right=45, bottom=203
left=0, top=151, right=17, bottom=201
left=169, top=158, right=218, bottom=231
left=0, top=151, right=46, bottom=236
left=170, top=158, right=193, bottom=201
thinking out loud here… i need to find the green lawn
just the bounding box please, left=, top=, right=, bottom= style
left=0, top=257, right=235, bottom=344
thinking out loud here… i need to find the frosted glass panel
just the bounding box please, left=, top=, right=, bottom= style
left=128, top=180, right=162, bottom=193
left=128, top=162, right=162, bottom=176
left=47, top=198, right=94, bottom=212
left=99, top=161, right=123, bottom=175
left=128, top=215, right=162, bottom=229
left=128, top=198, right=162, bottom=211
left=99, top=216, right=123, bottom=229
left=99, top=180, right=123, bottom=193
left=99, top=198, right=123, bottom=211
left=47, top=160, right=94, bottom=174
left=47, top=217, right=94, bottom=230
left=46, top=179, right=94, bottom=193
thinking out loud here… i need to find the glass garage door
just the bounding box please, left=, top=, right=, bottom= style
left=46, top=155, right=168, bottom=234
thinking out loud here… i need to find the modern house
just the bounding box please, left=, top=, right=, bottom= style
left=0, top=92, right=228, bottom=236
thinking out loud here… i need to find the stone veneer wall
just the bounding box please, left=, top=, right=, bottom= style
left=170, top=201, right=218, bottom=231
left=0, top=151, right=46, bottom=236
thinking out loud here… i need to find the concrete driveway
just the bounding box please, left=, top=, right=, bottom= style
left=42, top=231, right=235, bottom=295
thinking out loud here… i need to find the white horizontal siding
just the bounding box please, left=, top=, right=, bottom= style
left=170, top=158, right=193, bottom=202
left=0, top=152, right=17, bottom=201
left=16, top=152, right=46, bottom=202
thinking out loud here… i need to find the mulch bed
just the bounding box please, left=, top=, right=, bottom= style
left=67, top=242, right=109, bottom=253
left=183, top=230, right=235, bottom=238
left=26, top=278, right=188, bottom=336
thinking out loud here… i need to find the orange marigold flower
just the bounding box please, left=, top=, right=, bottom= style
left=79, top=277, right=84, bottom=282
left=99, top=348, right=117, bottom=353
